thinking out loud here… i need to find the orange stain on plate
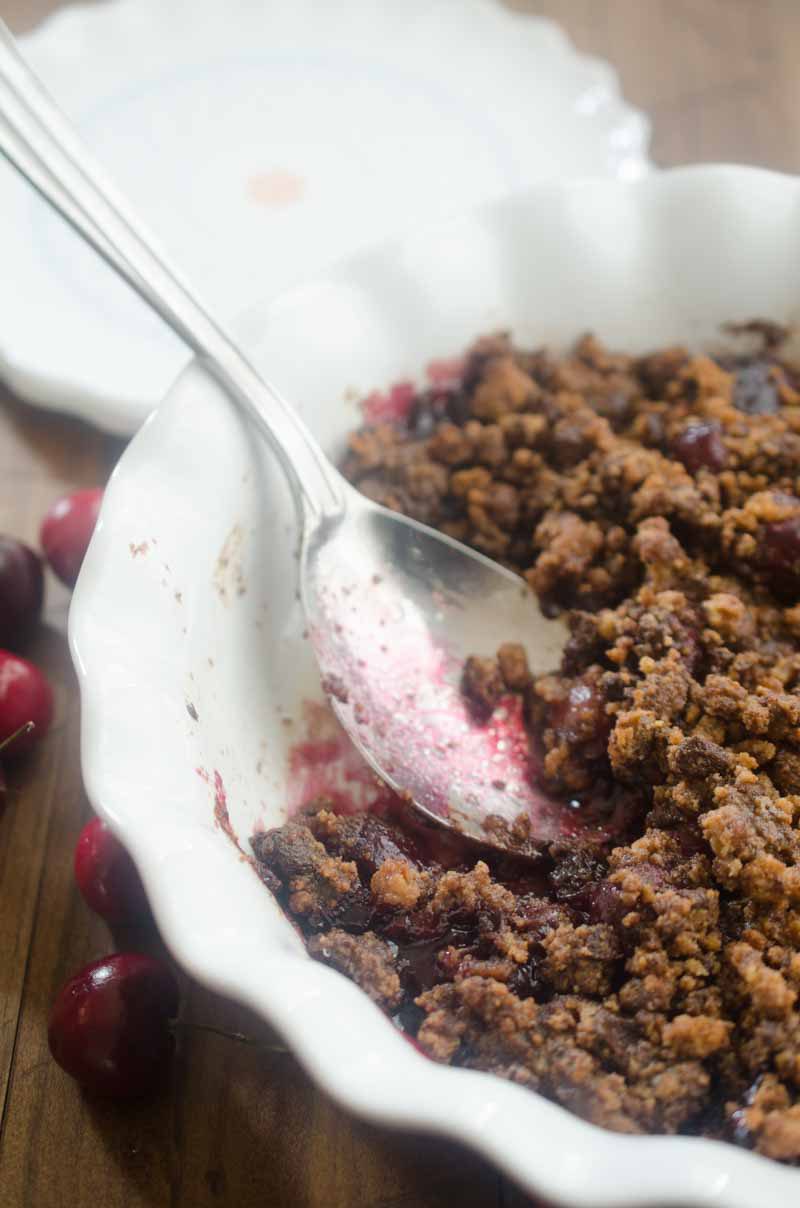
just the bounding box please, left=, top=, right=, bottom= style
left=247, top=170, right=306, bottom=207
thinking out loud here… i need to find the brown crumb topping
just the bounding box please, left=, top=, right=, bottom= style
left=254, top=328, right=800, bottom=1163
left=308, top=929, right=402, bottom=1009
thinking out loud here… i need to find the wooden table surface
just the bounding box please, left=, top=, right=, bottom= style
left=1, top=2, right=799, bottom=1205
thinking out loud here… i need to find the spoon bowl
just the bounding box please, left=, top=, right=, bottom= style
left=303, top=483, right=567, bottom=846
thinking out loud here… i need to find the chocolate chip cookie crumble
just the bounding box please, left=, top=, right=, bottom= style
left=253, top=327, right=800, bottom=1161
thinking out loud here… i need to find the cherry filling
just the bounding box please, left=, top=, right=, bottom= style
left=389, top=918, right=478, bottom=996
left=538, top=673, right=612, bottom=769
left=0, top=537, right=43, bottom=648
left=760, top=515, right=800, bottom=599
left=671, top=420, right=728, bottom=473
left=731, top=359, right=782, bottom=416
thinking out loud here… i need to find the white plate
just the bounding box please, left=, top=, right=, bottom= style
left=70, top=166, right=800, bottom=1207
left=1, top=0, right=650, bottom=435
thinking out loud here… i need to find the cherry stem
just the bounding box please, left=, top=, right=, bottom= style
left=0, top=721, right=35, bottom=755
left=173, top=1020, right=288, bottom=1053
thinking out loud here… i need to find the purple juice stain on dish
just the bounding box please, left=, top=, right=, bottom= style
left=306, top=572, right=626, bottom=848
left=197, top=765, right=244, bottom=851
left=286, top=700, right=397, bottom=817
left=360, top=380, right=416, bottom=427
left=359, top=361, right=466, bottom=432
left=426, top=356, right=465, bottom=386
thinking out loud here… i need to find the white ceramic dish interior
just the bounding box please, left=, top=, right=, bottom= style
left=1, top=0, right=650, bottom=435
left=71, top=166, right=800, bottom=1207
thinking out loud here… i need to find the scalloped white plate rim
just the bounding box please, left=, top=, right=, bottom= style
left=70, top=165, right=800, bottom=1207
left=1, top=0, right=651, bottom=435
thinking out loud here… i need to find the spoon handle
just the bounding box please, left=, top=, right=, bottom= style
left=0, top=19, right=344, bottom=520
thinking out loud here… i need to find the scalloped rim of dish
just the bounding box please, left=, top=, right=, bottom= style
left=70, top=166, right=800, bottom=1207
left=1, top=0, right=651, bottom=435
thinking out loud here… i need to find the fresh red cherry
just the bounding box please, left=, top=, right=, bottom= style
left=48, top=953, right=179, bottom=1098
left=40, top=487, right=103, bottom=587
left=0, top=537, right=44, bottom=647
left=0, top=651, right=53, bottom=755
left=74, top=817, right=149, bottom=923
left=0, top=724, right=36, bottom=810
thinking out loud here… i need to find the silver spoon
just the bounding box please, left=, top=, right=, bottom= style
left=0, top=21, right=569, bottom=850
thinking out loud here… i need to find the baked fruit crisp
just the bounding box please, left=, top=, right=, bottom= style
left=253, top=325, right=800, bottom=1162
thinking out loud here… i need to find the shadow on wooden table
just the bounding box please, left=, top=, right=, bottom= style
left=0, top=387, right=124, bottom=489
left=79, top=982, right=507, bottom=1208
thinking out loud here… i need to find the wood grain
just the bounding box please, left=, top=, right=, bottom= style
left=520, top=0, right=800, bottom=173
left=0, top=1, right=798, bottom=1205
